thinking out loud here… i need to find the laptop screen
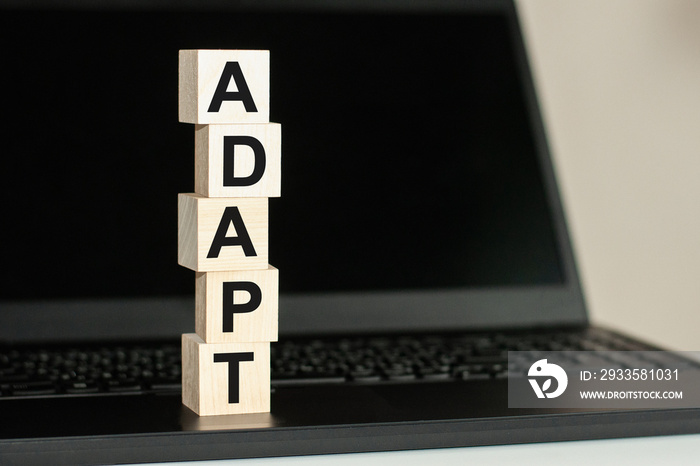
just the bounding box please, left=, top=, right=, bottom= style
left=0, top=2, right=586, bottom=335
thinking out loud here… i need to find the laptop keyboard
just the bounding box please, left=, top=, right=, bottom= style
left=0, top=328, right=663, bottom=399
left=0, top=343, right=183, bottom=398
left=270, top=328, right=655, bottom=386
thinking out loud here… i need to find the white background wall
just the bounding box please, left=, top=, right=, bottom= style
left=517, top=0, right=700, bottom=350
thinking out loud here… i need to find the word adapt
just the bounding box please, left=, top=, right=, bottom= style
left=178, top=49, right=281, bottom=416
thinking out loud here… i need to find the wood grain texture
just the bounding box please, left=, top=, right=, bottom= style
left=179, top=49, right=269, bottom=124
left=195, top=266, right=278, bottom=343
left=178, top=193, right=268, bottom=271
left=180, top=410, right=275, bottom=431
left=182, top=334, right=270, bottom=416
left=195, top=123, right=281, bottom=198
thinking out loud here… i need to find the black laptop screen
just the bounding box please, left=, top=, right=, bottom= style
left=0, top=7, right=563, bottom=300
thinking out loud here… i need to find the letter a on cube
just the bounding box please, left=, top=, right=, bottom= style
left=179, top=50, right=270, bottom=124
left=178, top=194, right=268, bottom=271
left=182, top=334, right=270, bottom=416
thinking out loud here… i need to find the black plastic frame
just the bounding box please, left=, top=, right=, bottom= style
left=2, top=408, right=700, bottom=465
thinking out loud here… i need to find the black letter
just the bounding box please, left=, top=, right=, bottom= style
left=223, top=136, right=266, bottom=187
left=222, top=281, right=262, bottom=332
left=207, top=206, right=257, bottom=258
left=207, top=62, right=258, bottom=113
left=213, top=352, right=254, bottom=404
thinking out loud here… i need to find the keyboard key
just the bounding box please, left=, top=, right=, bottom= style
left=64, top=381, right=100, bottom=394
left=459, top=372, right=491, bottom=381
left=106, top=378, right=142, bottom=392
left=10, top=380, right=57, bottom=396
left=0, top=373, right=31, bottom=384
left=272, top=376, right=346, bottom=386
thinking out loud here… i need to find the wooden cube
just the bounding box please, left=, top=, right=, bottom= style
left=182, top=334, right=270, bottom=416
left=195, top=123, right=281, bottom=198
left=179, top=50, right=270, bottom=124
left=196, top=267, right=279, bottom=343
left=178, top=194, right=267, bottom=271
left=180, top=410, right=276, bottom=431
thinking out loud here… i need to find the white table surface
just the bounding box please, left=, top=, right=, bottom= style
left=136, top=433, right=700, bottom=466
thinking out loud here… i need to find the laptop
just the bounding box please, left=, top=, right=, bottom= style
left=1, top=0, right=699, bottom=463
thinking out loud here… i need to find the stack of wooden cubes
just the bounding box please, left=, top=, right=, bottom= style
left=177, top=50, right=280, bottom=416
